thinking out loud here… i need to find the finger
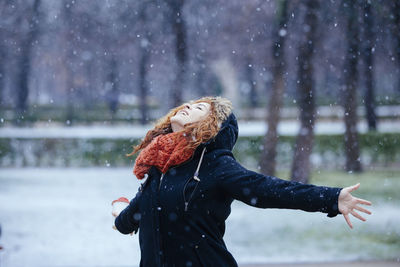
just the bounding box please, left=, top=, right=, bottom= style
left=354, top=205, right=372, bottom=215
left=356, top=198, right=372, bottom=206
left=112, top=225, right=117, bottom=230
left=351, top=210, right=366, bottom=222
left=348, top=183, right=360, bottom=193
left=344, top=214, right=353, bottom=229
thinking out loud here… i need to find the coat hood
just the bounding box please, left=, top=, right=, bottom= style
left=201, top=112, right=238, bottom=153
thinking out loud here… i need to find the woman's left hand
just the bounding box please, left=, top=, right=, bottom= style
left=338, top=183, right=372, bottom=229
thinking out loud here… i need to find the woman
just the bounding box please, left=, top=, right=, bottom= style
left=113, top=96, right=372, bottom=267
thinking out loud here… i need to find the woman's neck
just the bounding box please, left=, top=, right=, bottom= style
left=171, top=122, right=184, bottom=132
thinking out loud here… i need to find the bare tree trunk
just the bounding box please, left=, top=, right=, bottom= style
left=168, top=0, right=187, bottom=107
left=0, top=3, right=5, bottom=109
left=84, top=57, right=94, bottom=109
left=139, top=42, right=150, bottom=125
left=0, top=44, right=5, bottom=107
left=136, top=4, right=151, bottom=125
left=246, top=56, right=258, bottom=107
left=0, top=1, right=11, bottom=124
left=290, top=0, right=319, bottom=184
left=106, top=56, right=119, bottom=121
left=393, top=0, right=400, bottom=94
left=195, top=56, right=207, bottom=97
left=362, top=0, right=377, bottom=131
left=15, top=0, right=41, bottom=125
left=65, top=63, right=74, bottom=125
left=63, top=0, right=75, bottom=125
left=342, top=0, right=362, bottom=172
left=260, top=0, right=288, bottom=176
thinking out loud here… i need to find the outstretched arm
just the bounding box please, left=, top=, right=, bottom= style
left=216, top=155, right=342, bottom=217
left=216, top=155, right=372, bottom=226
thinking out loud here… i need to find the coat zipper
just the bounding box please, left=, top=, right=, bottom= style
left=156, top=173, right=165, bottom=266
left=158, top=173, right=165, bottom=191
left=163, top=147, right=201, bottom=212
left=182, top=147, right=206, bottom=212
left=183, top=177, right=200, bottom=211
left=156, top=159, right=188, bottom=264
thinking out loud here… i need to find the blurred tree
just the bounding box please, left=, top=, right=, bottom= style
left=0, top=44, right=4, bottom=107
left=15, top=0, right=41, bottom=125
left=1, top=0, right=399, bottom=125
left=391, top=0, right=400, bottom=94
left=342, top=0, right=362, bottom=172
left=0, top=1, right=8, bottom=108
left=361, top=0, right=377, bottom=131
left=166, top=0, right=187, bottom=107
left=138, top=44, right=150, bottom=125
left=185, top=0, right=219, bottom=98
left=76, top=3, right=102, bottom=110
left=245, top=55, right=258, bottom=107
left=260, top=0, right=288, bottom=176
left=137, top=3, right=152, bottom=125
left=291, top=0, right=319, bottom=184
left=194, top=54, right=207, bottom=97
left=105, top=56, right=119, bottom=121
left=100, top=1, right=134, bottom=121
left=62, top=0, right=75, bottom=125
left=113, top=0, right=159, bottom=124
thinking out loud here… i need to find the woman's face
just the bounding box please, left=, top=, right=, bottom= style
left=170, top=102, right=211, bottom=132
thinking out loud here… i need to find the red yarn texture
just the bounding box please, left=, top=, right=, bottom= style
left=133, top=131, right=196, bottom=179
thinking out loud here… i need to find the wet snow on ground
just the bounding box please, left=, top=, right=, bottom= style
left=0, top=168, right=398, bottom=266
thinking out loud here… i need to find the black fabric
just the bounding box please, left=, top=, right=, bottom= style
left=115, top=113, right=343, bottom=267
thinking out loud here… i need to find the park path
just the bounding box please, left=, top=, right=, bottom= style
left=241, top=261, right=400, bottom=267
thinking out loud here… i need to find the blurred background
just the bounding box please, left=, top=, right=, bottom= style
left=0, top=0, right=399, bottom=266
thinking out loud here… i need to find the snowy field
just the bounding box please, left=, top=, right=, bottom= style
left=0, top=168, right=399, bottom=267
left=1, top=119, right=400, bottom=139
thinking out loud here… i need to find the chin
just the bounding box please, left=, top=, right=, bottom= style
left=171, top=116, right=186, bottom=127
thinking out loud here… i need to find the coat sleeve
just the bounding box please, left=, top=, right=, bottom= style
left=216, top=155, right=343, bottom=217
left=114, top=190, right=141, bottom=234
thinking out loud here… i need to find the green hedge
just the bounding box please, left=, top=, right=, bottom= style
left=0, top=103, right=159, bottom=125
left=1, top=132, right=399, bottom=169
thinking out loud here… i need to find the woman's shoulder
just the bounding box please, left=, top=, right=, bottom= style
left=204, top=149, right=237, bottom=169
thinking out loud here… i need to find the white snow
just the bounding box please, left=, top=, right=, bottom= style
left=0, top=168, right=140, bottom=267
left=0, top=168, right=398, bottom=266
left=0, top=119, right=400, bottom=139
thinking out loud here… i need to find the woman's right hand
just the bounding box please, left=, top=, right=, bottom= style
left=112, top=205, right=126, bottom=218
left=111, top=197, right=130, bottom=216
left=111, top=197, right=130, bottom=230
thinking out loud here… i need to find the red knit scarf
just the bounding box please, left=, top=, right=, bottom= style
left=133, top=131, right=196, bottom=179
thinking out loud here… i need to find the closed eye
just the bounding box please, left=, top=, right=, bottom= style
left=197, top=104, right=206, bottom=110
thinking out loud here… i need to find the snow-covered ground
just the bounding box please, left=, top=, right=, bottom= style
left=0, top=168, right=399, bottom=267
left=1, top=119, right=400, bottom=139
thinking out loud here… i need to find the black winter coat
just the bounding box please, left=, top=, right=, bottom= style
left=115, top=113, right=343, bottom=267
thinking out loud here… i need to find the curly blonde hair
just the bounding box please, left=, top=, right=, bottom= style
left=126, top=96, right=232, bottom=157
